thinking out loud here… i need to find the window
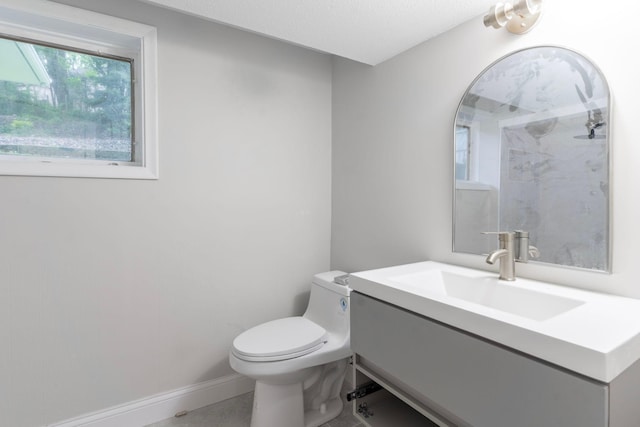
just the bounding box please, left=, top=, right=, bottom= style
left=455, top=125, right=470, bottom=181
left=0, top=37, right=134, bottom=162
left=0, top=0, right=157, bottom=179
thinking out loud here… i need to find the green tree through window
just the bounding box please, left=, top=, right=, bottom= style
left=0, top=36, right=133, bottom=161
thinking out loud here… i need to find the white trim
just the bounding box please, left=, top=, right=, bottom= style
left=47, top=374, right=255, bottom=427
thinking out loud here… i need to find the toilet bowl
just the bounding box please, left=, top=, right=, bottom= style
left=229, top=271, right=351, bottom=427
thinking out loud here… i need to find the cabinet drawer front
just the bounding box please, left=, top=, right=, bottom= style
left=351, top=292, right=608, bottom=427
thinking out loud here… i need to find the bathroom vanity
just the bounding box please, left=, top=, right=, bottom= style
left=348, top=262, right=640, bottom=427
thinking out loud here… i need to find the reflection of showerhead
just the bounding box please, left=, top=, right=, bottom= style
left=575, top=110, right=606, bottom=140
left=574, top=130, right=606, bottom=140
left=589, top=121, right=605, bottom=137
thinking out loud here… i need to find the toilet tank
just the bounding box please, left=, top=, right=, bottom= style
left=303, top=271, right=351, bottom=338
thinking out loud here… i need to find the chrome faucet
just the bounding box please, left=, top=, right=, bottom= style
left=483, top=231, right=516, bottom=281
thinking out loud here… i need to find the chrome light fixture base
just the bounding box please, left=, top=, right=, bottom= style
left=484, top=0, right=543, bottom=34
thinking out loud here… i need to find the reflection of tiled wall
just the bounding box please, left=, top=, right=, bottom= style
left=499, top=114, right=608, bottom=270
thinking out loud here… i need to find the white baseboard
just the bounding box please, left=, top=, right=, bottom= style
left=48, top=374, right=255, bottom=427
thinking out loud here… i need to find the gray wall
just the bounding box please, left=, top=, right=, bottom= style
left=331, top=0, right=640, bottom=298
left=0, top=1, right=332, bottom=425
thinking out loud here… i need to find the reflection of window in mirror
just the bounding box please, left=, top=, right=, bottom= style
left=455, top=125, right=470, bottom=180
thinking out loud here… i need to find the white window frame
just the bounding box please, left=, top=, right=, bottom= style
left=0, top=0, right=158, bottom=179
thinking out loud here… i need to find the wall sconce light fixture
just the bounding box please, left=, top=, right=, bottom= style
left=483, top=0, right=543, bottom=34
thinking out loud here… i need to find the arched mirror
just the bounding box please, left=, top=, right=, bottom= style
left=453, top=46, right=610, bottom=272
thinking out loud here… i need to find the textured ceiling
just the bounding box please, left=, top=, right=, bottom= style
left=140, top=0, right=496, bottom=65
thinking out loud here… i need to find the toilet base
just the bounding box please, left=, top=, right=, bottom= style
left=304, top=396, right=343, bottom=427
left=251, top=381, right=304, bottom=427
left=248, top=359, right=348, bottom=427
left=250, top=382, right=344, bottom=427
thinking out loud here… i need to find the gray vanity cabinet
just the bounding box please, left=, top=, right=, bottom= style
left=351, top=292, right=640, bottom=427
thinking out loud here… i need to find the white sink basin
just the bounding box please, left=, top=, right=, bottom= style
left=350, top=261, right=640, bottom=383
left=391, top=270, right=584, bottom=321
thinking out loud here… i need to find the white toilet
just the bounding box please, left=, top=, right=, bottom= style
left=229, top=271, right=351, bottom=427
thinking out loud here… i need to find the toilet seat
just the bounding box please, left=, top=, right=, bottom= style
left=232, top=317, right=328, bottom=362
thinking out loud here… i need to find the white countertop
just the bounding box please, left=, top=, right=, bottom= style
left=350, top=261, right=640, bottom=383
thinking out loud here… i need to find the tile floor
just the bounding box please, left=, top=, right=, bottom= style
left=146, top=389, right=363, bottom=427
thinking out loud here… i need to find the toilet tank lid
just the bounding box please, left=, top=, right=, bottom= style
left=313, top=271, right=347, bottom=286
left=313, top=271, right=350, bottom=296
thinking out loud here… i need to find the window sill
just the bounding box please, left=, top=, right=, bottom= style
left=0, top=161, right=158, bottom=180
